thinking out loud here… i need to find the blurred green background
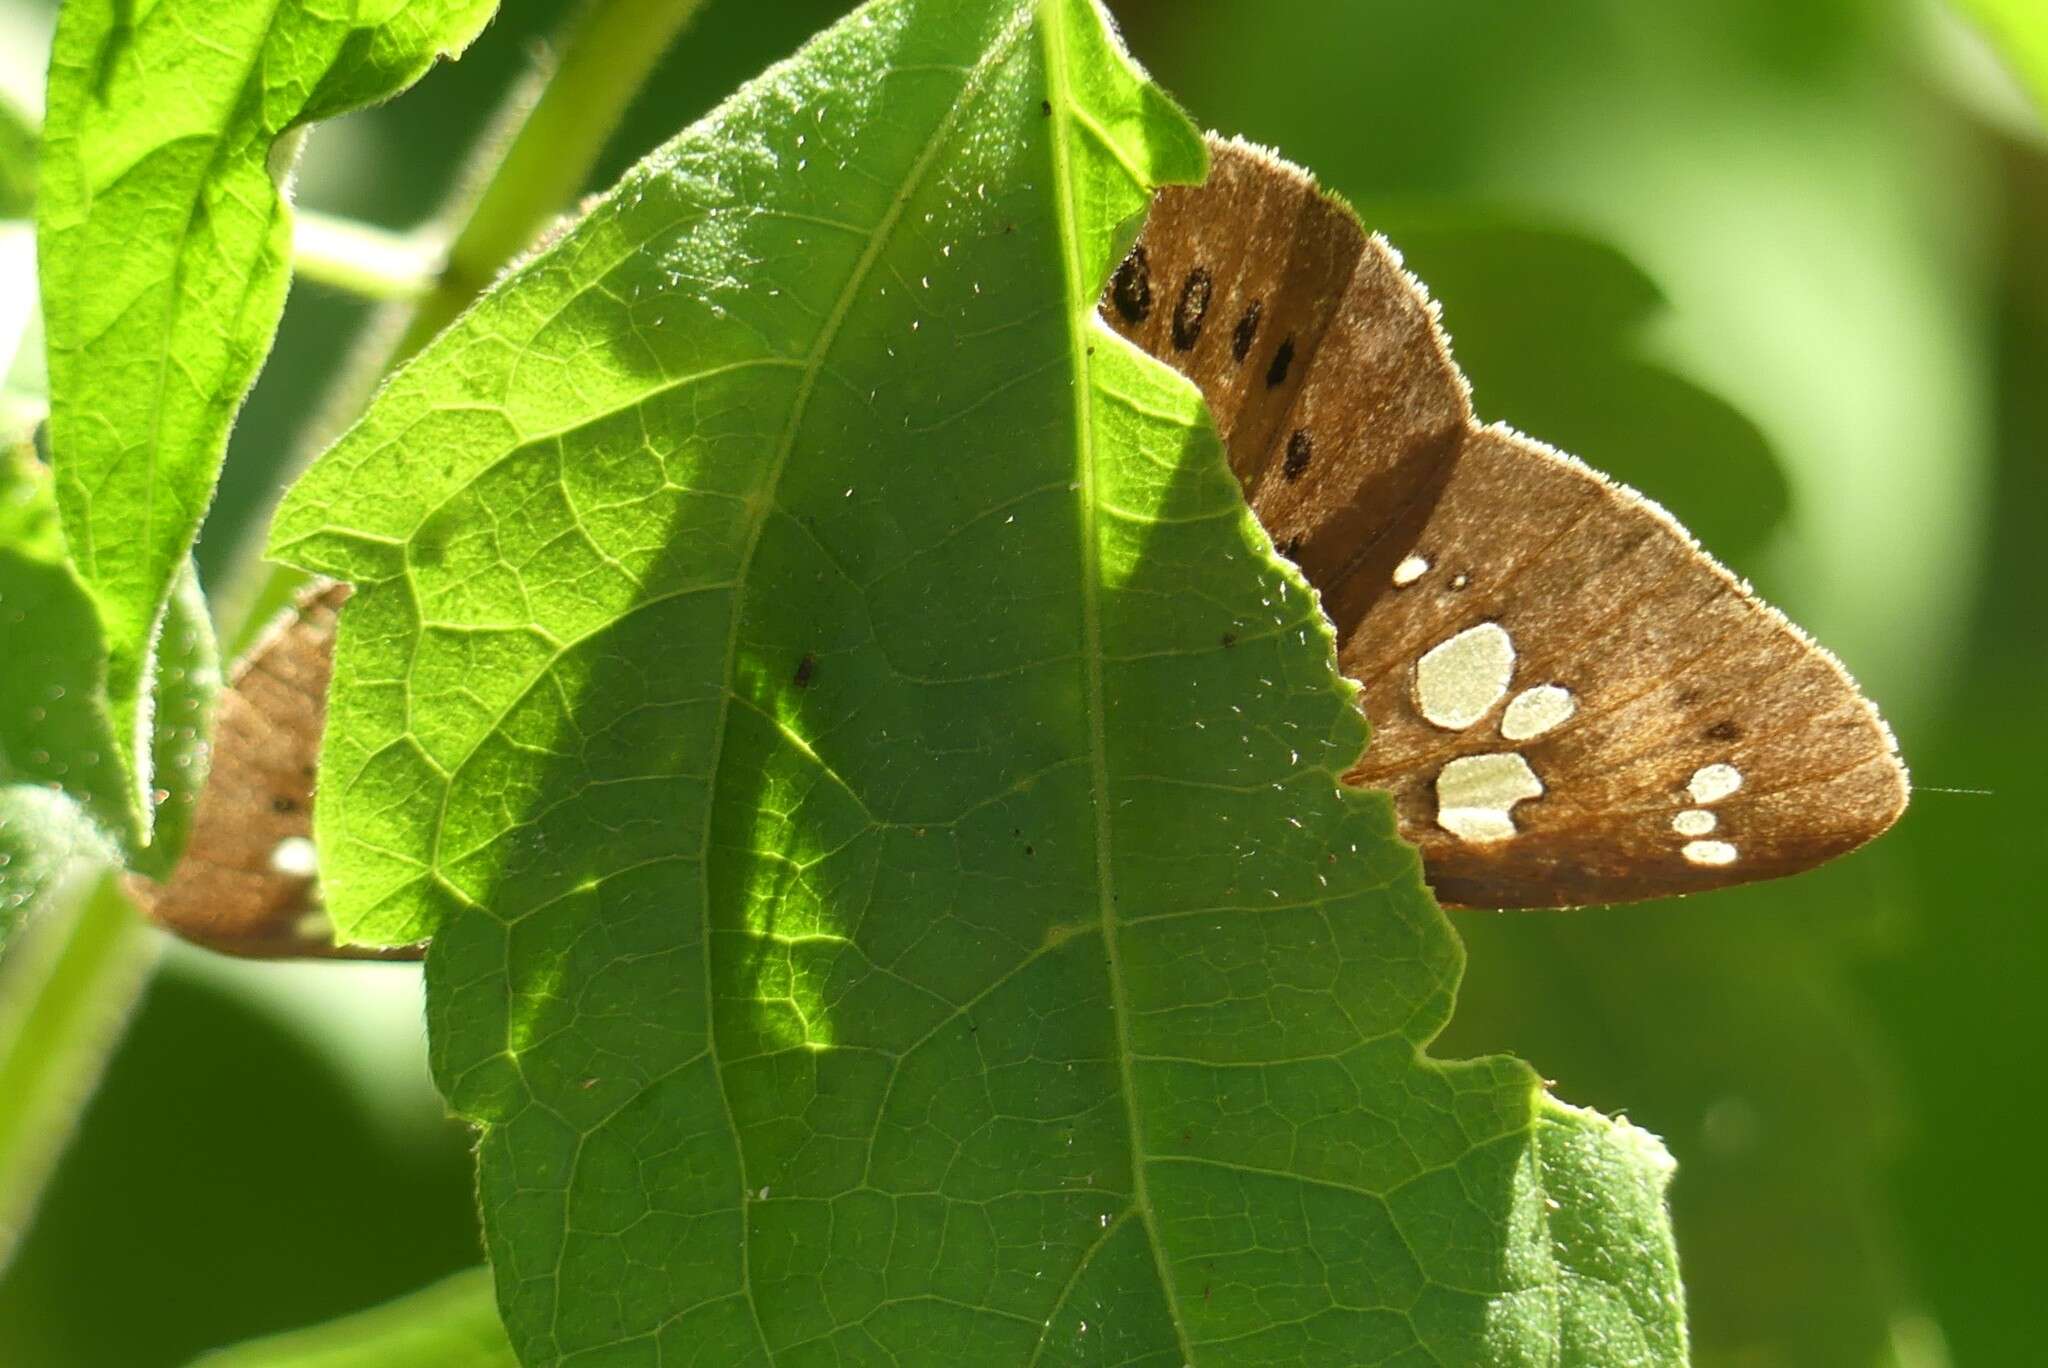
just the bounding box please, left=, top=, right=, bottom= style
left=0, top=0, right=2042, bottom=1363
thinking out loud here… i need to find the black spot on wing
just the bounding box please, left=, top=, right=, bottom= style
left=1111, top=245, right=1152, bottom=325
left=1172, top=267, right=1212, bottom=350
left=1283, top=430, right=1312, bottom=481
left=1266, top=335, right=1295, bottom=387
left=1231, top=300, right=1262, bottom=363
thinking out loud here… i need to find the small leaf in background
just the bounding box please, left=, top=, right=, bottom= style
left=188, top=1267, right=514, bottom=1368
left=273, top=0, right=1684, bottom=1359
left=34, top=0, right=499, bottom=842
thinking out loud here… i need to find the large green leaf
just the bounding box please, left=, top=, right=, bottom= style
left=35, top=0, right=498, bottom=839
left=272, top=0, right=1684, bottom=1360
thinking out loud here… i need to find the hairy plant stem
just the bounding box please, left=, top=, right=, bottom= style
left=0, top=876, right=160, bottom=1273
left=394, top=0, right=715, bottom=367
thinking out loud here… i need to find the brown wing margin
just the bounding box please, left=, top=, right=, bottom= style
left=1101, top=135, right=1907, bottom=907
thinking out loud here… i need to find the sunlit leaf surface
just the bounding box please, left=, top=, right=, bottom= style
left=273, top=0, right=1685, bottom=1359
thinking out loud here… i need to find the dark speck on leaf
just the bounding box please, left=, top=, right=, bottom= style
left=1706, top=720, right=1741, bottom=741
left=270, top=796, right=298, bottom=814
left=1040, top=99, right=1052, bottom=117
left=1024, top=844, right=1035, bottom=856
left=793, top=653, right=816, bottom=688
left=1220, top=632, right=1236, bottom=649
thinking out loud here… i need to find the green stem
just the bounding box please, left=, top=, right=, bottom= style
left=0, top=876, right=160, bottom=1272
left=292, top=210, right=438, bottom=303
left=390, top=0, right=714, bottom=364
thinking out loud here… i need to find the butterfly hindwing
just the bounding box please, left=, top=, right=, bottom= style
left=129, top=581, right=416, bottom=958
left=1102, top=136, right=1907, bottom=907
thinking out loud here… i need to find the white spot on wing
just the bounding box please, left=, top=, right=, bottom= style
left=1673, top=809, right=1717, bottom=837
left=270, top=836, right=319, bottom=879
left=1501, top=684, right=1576, bottom=741
left=1688, top=763, right=1743, bottom=804
left=1436, top=752, right=1543, bottom=844
left=1683, top=839, right=1738, bottom=866
left=1415, top=623, right=1516, bottom=730
left=1392, top=555, right=1429, bottom=587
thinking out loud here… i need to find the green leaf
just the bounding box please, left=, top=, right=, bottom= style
left=188, top=1268, right=515, bottom=1368
left=8, top=201, right=219, bottom=886
left=1955, top=0, right=2048, bottom=122
left=1440, top=895, right=1913, bottom=1367
left=35, top=0, right=498, bottom=839
left=272, top=0, right=1686, bottom=1360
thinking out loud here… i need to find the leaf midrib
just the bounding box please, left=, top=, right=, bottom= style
left=1039, top=3, right=1200, bottom=1362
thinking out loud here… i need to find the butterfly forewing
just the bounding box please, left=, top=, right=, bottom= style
left=1102, top=136, right=1907, bottom=907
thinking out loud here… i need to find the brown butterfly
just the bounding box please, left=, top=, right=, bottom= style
left=1100, top=136, right=1907, bottom=907
left=142, top=137, right=1907, bottom=957
left=126, top=580, right=417, bottom=959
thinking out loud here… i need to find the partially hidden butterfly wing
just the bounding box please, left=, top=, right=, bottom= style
left=128, top=581, right=419, bottom=958
left=1102, top=136, right=1907, bottom=907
